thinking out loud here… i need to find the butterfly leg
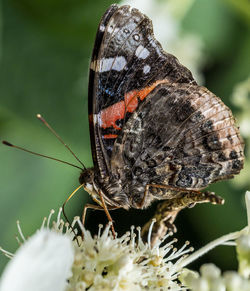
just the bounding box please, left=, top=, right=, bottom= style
left=142, top=186, right=224, bottom=246
left=82, top=201, right=120, bottom=239
left=97, top=190, right=118, bottom=238
left=82, top=203, right=104, bottom=226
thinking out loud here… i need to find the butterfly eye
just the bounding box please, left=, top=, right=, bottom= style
left=133, top=34, right=140, bottom=41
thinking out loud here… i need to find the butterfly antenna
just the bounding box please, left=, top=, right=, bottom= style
left=37, top=114, right=86, bottom=170
left=2, top=141, right=83, bottom=170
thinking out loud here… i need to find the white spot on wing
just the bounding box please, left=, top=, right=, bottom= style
left=94, top=114, right=100, bottom=125
left=99, top=24, right=105, bottom=32
left=143, top=65, right=151, bottom=74
left=135, top=45, right=150, bottom=59
left=133, top=34, right=140, bottom=41
left=99, top=56, right=127, bottom=72
left=107, top=26, right=119, bottom=34
left=148, top=36, right=162, bottom=56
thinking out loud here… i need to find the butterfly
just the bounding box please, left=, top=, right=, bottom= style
left=79, top=4, right=244, bottom=241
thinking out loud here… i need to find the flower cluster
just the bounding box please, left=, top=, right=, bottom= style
left=1, top=191, right=250, bottom=290
left=0, top=211, right=192, bottom=291
left=67, top=221, right=192, bottom=290
left=181, top=264, right=250, bottom=291
left=179, top=191, right=250, bottom=290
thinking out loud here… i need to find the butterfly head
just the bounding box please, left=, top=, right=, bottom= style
left=79, top=167, right=95, bottom=188
left=79, top=168, right=109, bottom=206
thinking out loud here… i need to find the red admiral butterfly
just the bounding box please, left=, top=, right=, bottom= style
left=78, top=4, right=244, bottom=241
left=3, top=4, right=244, bottom=241
left=2, top=4, right=244, bottom=242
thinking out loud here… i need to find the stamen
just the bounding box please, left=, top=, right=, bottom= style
left=130, top=225, right=135, bottom=247
left=131, top=225, right=135, bottom=236
left=120, top=231, right=130, bottom=246
left=100, top=222, right=112, bottom=240
left=136, top=226, right=144, bottom=248
left=65, top=222, right=70, bottom=233
left=77, top=217, right=85, bottom=234
left=15, top=235, right=22, bottom=246
left=47, top=209, right=55, bottom=228
left=0, top=246, right=14, bottom=259
left=161, top=238, right=178, bottom=257
left=16, top=220, right=26, bottom=242
left=98, top=224, right=103, bottom=238
left=57, top=207, right=63, bottom=226
left=41, top=217, right=47, bottom=229
left=57, top=220, right=64, bottom=233
left=174, top=241, right=189, bottom=257
left=72, top=216, right=80, bottom=228
left=148, top=218, right=156, bottom=248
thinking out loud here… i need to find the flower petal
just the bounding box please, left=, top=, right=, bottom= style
left=0, top=229, right=74, bottom=291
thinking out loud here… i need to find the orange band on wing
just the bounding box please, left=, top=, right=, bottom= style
left=100, top=80, right=167, bottom=131
left=103, top=134, right=118, bottom=139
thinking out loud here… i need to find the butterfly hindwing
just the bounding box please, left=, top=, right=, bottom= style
left=110, top=82, right=244, bottom=206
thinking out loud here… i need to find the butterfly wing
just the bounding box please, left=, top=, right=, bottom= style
left=111, top=82, right=244, bottom=206
left=88, top=4, right=196, bottom=179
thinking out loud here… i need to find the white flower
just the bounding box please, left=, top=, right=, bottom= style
left=68, top=221, right=192, bottom=290
left=179, top=191, right=250, bottom=290
left=181, top=264, right=250, bottom=291
left=2, top=191, right=250, bottom=290
left=0, top=228, right=74, bottom=291
left=0, top=210, right=193, bottom=291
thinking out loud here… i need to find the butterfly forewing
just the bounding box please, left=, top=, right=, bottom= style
left=88, top=5, right=196, bottom=178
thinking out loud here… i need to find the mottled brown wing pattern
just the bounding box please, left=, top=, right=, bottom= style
left=111, top=82, right=244, bottom=207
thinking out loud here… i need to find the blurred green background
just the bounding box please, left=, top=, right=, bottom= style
left=0, top=0, right=249, bottom=274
